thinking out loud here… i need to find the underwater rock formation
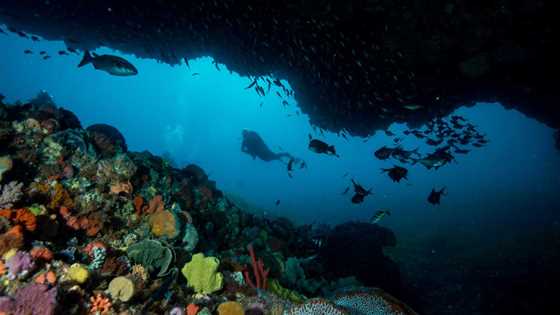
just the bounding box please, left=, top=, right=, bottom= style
left=86, top=123, right=128, bottom=158
left=319, top=222, right=401, bottom=294
left=0, top=0, right=556, bottom=136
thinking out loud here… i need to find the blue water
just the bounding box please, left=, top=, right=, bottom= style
left=1, top=32, right=559, bottom=235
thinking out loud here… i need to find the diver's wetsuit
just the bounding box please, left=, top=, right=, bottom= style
left=241, top=129, right=293, bottom=162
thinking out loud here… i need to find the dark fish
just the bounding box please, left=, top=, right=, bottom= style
left=428, top=187, right=446, bottom=205
left=472, top=143, right=484, bottom=148
left=24, top=49, right=32, bottom=54
left=374, top=146, right=394, bottom=160
left=67, top=47, right=79, bottom=54
left=371, top=210, right=391, bottom=223
left=416, top=147, right=455, bottom=170
left=275, top=200, right=280, bottom=206
left=381, top=166, right=408, bottom=183
left=58, top=50, right=69, bottom=56
left=31, top=35, right=40, bottom=41
left=39, top=51, right=47, bottom=55
left=245, top=79, right=258, bottom=89
left=393, top=137, right=402, bottom=143
left=78, top=51, right=138, bottom=76
left=403, top=130, right=411, bottom=135
left=276, top=91, right=282, bottom=98
left=17, top=31, right=28, bottom=38
left=454, top=148, right=470, bottom=154
left=212, top=60, right=220, bottom=71
left=287, top=158, right=294, bottom=178
left=282, top=100, right=289, bottom=107
left=426, top=138, right=444, bottom=146
left=42, top=55, right=50, bottom=60
left=385, top=130, right=395, bottom=137
left=308, top=135, right=339, bottom=157
left=391, top=146, right=420, bottom=163
left=192, top=73, right=200, bottom=76
left=351, top=179, right=372, bottom=204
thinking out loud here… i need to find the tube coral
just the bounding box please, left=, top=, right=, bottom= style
left=243, top=244, right=270, bottom=290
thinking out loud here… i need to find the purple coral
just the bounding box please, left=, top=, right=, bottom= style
left=5, top=251, right=35, bottom=280
left=0, top=283, right=57, bottom=315
left=0, top=181, right=23, bottom=209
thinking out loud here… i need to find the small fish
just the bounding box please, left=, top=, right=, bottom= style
left=404, top=104, right=423, bottom=111
left=78, top=51, right=138, bottom=76
left=67, top=47, right=78, bottom=54
left=17, top=31, right=28, bottom=38
left=428, top=187, right=446, bottom=205
left=308, top=135, right=339, bottom=157
left=245, top=79, right=258, bottom=89
left=23, top=49, right=32, bottom=54
left=454, top=148, right=470, bottom=154
left=58, top=50, right=69, bottom=56
left=192, top=73, right=200, bottom=76
left=30, top=35, right=40, bottom=41
left=351, top=179, right=372, bottom=204
left=371, top=210, right=391, bottom=224
left=374, top=146, right=394, bottom=160
left=276, top=91, right=282, bottom=98
left=212, top=60, right=220, bottom=71
left=275, top=200, right=281, bottom=206
left=39, top=51, right=47, bottom=55
left=282, top=100, right=289, bottom=107
left=381, top=166, right=408, bottom=183
left=393, top=137, right=402, bottom=143
left=287, top=158, right=294, bottom=178
left=42, top=55, right=51, bottom=60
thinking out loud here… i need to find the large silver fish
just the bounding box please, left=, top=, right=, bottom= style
left=78, top=51, right=138, bottom=76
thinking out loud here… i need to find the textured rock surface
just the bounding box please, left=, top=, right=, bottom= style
left=0, top=0, right=555, bottom=135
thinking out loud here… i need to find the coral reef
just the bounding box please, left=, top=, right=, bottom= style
left=0, top=99, right=416, bottom=314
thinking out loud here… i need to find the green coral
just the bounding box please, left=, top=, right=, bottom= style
left=127, top=239, right=173, bottom=277
left=268, top=278, right=306, bottom=304
left=181, top=253, right=223, bottom=294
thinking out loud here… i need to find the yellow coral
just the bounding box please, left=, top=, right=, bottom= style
left=181, top=253, right=223, bottom=295
left=67, top=263, right=89, bottom=284
left=217, top=301, right=244, bottom=315
left=148, top=210, right=178, bottom=238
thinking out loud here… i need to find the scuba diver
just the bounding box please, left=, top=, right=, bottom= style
left=241, top=129, right=294, bottom=162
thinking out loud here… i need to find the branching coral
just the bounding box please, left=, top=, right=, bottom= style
left=243, top=244, right=270, bottom=290
left=0, top=181, right=23, bottom=209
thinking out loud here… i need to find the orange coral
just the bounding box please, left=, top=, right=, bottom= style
left=80, top=212, right=104, bottom=237
left=14, top=208, right=37, bottom=231
left=0, top=225, right=24, bottom=256
left=143, top=195, right=164, bottom=214
left=0, top=208, right=37, bottom=231
left=110, top=181, right=133, bottom=195
left=186, top=304, right=200, bottom=315
left=148, top=210, right=178, bottom=238
left=30, top=246, right=54, bottom=262
left=0, top=261, right=6, bottom=276
left=35, top=270, right=57, bottom=285
left=133, top=195, right=143, bottom=215
left=89, top=293, right=112, bottom=315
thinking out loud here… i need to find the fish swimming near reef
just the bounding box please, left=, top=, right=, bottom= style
left=371, top=210, right=391, bottom=223
left=428, top=187, right=446, bottom=205
left=241, top=129, right=295, bottom=163
left=351, top=179, right=372, bottom=204
left=381, top=166, right=408, bottom=183
left=308, top=135, right=339, bottom=157
left=374, top=146, right=394, bottom=160
left=78, top=51, right=138, bottom=76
